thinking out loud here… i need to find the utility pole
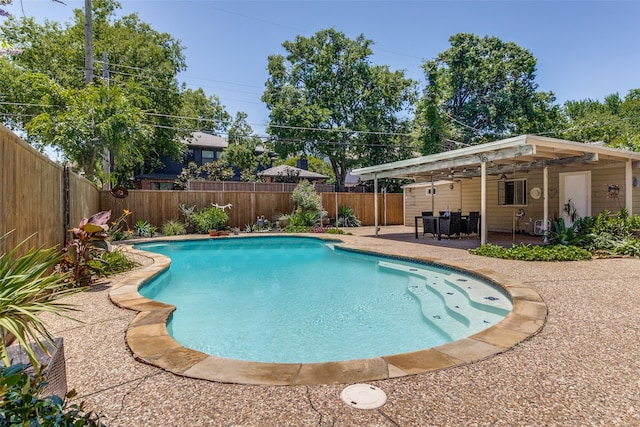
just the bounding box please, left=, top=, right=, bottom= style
left=101, top=51, right=111, bottom=189
left=84, top=0, right=92, bottom=84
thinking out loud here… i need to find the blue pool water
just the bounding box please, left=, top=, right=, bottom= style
left=136, top=236, right=512, bottom=364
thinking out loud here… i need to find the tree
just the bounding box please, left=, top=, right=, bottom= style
left=420, top=33, right=560, bottom=147
left=559, top=90, right=640, bottom=150
left=262, top=28, right=416, bottom=191
left=179, top=87, right=231, bottom=136
left=0, top=0, right=189, bottom=184
left=223, top=112, right=271, bottom=181
left=26, top=80, right=148, bottom=183
left=415, top=62, right=449, bottom=155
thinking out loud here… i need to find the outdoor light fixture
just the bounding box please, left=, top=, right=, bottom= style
left=500, top=173, right=508, bottom=181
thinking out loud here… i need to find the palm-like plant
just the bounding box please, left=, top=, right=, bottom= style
left=0, top=232, right=82, bottom=374
left=337, top=205, right=362, bottom=227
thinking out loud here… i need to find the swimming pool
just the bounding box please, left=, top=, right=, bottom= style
left=135, top=236, right=512, bottom=364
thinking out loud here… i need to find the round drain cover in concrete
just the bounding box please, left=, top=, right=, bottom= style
left=340, top=384, right=387, bottom=409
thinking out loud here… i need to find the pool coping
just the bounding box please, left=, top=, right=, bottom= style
left=109, top=234, right=547, bottom=386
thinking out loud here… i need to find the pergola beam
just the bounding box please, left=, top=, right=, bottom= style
left=446, top=152, right=600, bottom=179
left=357, top=146, right=535, bottom=181
left=372, top=152, right=599, bottom=181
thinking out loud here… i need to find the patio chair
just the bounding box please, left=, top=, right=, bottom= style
left=421, top=211, right=433, bottom=217
left=439, top=212, right=462, bottom=239
left=422, top=215, right=437, bottom=237
left=461, top=211, right=480, bottom=238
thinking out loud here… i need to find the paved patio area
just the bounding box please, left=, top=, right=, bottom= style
left=43, top=226, right=640, bottom=426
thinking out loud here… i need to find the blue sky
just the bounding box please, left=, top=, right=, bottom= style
left=3, top=0, right=639, bottom=136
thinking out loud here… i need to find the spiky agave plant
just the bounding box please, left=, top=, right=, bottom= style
left=0, top=232, right=82, bottom=374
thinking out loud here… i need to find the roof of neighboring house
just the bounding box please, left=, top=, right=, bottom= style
left=352, top=134, right=640, bottom=181
left=344, top=172, right=360, bottom=187
left=258, top=164, right=328, bottom=179
left=182, top=132, right=228, bottom=149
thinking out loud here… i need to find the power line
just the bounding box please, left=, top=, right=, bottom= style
left=0, top=101, right=415, bottom=138
left=266, top=124, right=413, bottom=137
left=2, top=99, right=636, bottom=143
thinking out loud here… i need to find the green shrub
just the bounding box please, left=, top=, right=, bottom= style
left=192, top=205, right=229, bottom=234
left=548, top=218, right=585, bottom=246
left=326, top=228, right=346, bottom=235
left=292, top=180, right=322, bottom=214
left=290, top=181, right=322, bottom=226
left=284, top=225, right=311, bottom=233
left=469, top=243, right=592, bottom=261
left=0, top=364, right=105, bottom=426
left=89, top=249, right=139, bottom=276
left=178, top=204, right=196, bottom=231
left=134, top=220, right=156, bottom=238
left=591, top=210, right=632, bottom=237
left=337, top=205, right=361, bottom=227
left=289, top=210, right=318, bottom=227
left=1, top=233, right=82, bottom=372
left=60, top=211, right=111, bottom=286
left=162, top=220, right=186, bottom=236
left=586, top=209, right=640, bottom=257
left=628, top=212, right=640, bottom=230
left=589, top=234, right=640, bottom=257
left=106, top=209, right=133, bottom=241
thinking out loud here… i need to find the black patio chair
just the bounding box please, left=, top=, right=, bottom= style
left=461, top=211, right=480, bottom=238
left=439, top=212, right=462, bottom=239
left=422, top=215, right=437, bottom=237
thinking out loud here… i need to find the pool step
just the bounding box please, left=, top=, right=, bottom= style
left=378, top=261, right=511, bottom=336
left=405, top=277, right=459, bottom=341
left=442, top=272, right=511, bottom=316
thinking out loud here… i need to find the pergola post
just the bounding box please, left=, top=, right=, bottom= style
left=626, top=159, right=633, bottom=215
left=374, top=174, right=379, bottom=237
left=543, top=166, right=549, bottom=242
left=480, top=161, right=487, bottom=245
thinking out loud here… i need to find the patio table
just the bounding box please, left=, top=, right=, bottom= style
left=415, top=214, right=471, bottom=240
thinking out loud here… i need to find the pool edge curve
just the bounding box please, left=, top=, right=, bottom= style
left=109, top=234, right=547, bottom=386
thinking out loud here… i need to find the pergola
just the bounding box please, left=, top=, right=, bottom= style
left=352, top=135, right=640, bottom=244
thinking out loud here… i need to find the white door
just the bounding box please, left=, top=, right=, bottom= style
left=559, top=171, right=591, bottom=226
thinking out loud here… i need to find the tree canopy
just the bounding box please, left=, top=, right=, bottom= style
left=262, top=28, right=416, bottom=191
left=418, top=33, right=561, bottom=151
left=223, top=112, right=272, bottom=181
left=559, top=90, right=640, bottom=150
left=0, top=0, right=230, bottom=185
left=2, top=7, right=638, bottom=188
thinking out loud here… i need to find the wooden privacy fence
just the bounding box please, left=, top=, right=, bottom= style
left=99, top=190, right=404, bottom=229
left=3, top=124, right=403, bottom=254
left=1, top=125, right=100, bottom=253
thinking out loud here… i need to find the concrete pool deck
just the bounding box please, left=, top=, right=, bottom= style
left=42, top=226, right=640, bottom=426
